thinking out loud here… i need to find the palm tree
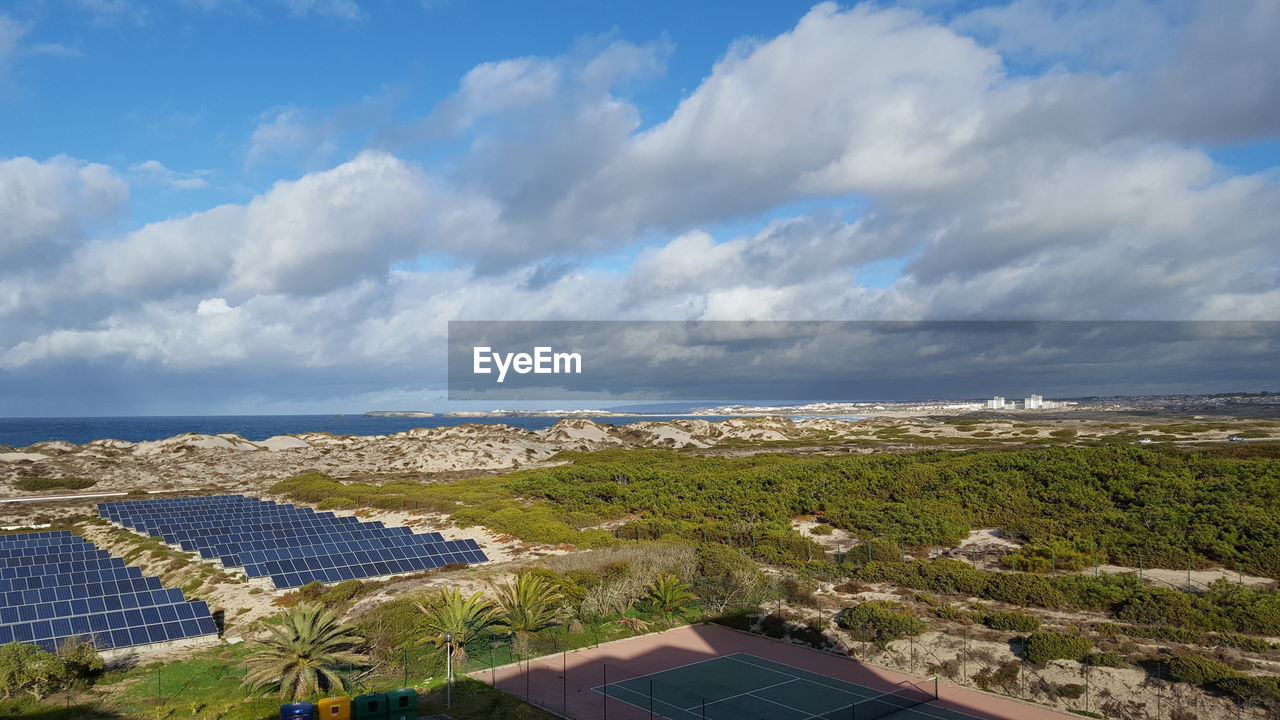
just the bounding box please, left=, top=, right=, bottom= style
left=494, top=573, right=564, bottom=636
left=242, top=604, right=365, bottom=699
left=415, top=588, right=500, bottom=665
left=644, top=574, right=697, bottom=620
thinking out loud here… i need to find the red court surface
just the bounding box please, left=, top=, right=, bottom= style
left=475, top=623, right=1081, bottom=720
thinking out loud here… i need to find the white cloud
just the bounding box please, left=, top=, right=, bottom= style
left=247, top=108, right=337, bottom=167
left=0, top=156, right=128, bottom=268
left=2, top=1, right=1277, bottom=410
left=127, top=160, right=210, bottom=190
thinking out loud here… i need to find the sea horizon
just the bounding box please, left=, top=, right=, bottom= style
left=0, top=413, right=737, bottom=448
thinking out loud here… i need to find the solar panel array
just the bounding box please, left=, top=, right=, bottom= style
left=99, top=495, right=489, bottom=589
left=0, top=530, right=218, bottom=653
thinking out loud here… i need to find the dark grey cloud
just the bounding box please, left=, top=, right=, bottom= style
left=447, top=321, right=1280, bottom=402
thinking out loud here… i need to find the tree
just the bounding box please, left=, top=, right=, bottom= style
left=242, top=604, right=365, bottom=699
left=415, top=588, right=500, bottom=665
left=495, top=573, right=564, bottom=636
left=643, top=574, right=697, bottom=619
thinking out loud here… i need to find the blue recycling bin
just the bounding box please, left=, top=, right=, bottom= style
left=281, top=701, right=318, bottom=720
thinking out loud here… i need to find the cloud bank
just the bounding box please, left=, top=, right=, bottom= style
left=1, top=1, right=1276, bottom=413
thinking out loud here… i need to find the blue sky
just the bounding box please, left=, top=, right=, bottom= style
left=0, top=0, right=1276, bottom=415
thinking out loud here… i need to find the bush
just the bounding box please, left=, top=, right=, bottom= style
left=1211, top=675, right=1280, bottom=703
left=13, top=477, right=96, bottom=492
left=1084, top=651, right=1126, bottom=668
left=319, top=580, right=366, bottom=607
left=982, top=611, right=1041, bottom=632
left=0, top=641, right=102, bottom=698
left=1057, top=683, right=1086, bottom=699
left=1165, top=654, right=1239, bottom=685
left=809, top=524, right=834, bottom=536
left=692, top=544, right=769, bottom=612
left=972, top=661, right=1020, bottom=692
left=1024, top=632, right=1093, bottom=664
left=778, top=575, right=817, bottom=606
left=838, top=601, right=927, bottom=648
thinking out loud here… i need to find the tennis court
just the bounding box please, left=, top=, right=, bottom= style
left=595, top=652, right=971, bottom=720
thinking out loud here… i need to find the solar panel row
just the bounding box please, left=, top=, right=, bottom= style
left=99, top=494, right=489, bottom=589
left=0, top=530, right=218, bottom=653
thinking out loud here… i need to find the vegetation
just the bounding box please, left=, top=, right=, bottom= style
left=1164, top=654, right=1239, bottom=684
left=13, top=477, right=96, bottom=492
left=642, top=574, right=697, bottom=619
left=1161, top=654, right=1280, bottom=705
left=415, top=589, right=501, bottom=664
left=854, top=559, right=1280, bottom=636
left=274, top=444, right=1280, bottom=575
left=1084, top=651, right=1126, bottom=668
left=494, top=573, right=563, bottom=636
left=981, top=610, right=1041, bottom=632
left=242, top=604, right=365, bottom=699
left=1024, top=632, right=1093, bottom=664
left=0, top=639, right=102, bottom=698
left=837, top=601, right=927, bottom=647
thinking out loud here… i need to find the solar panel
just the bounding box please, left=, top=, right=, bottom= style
left=98, top=494, right=489, bottom=588
left=0, top=531, right=219, bottom=653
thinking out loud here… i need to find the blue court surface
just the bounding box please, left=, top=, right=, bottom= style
left=594, top=652, right=984, bottom=720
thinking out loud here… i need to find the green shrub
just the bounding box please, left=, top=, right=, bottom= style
left=809, top=524, right=834, bottom=536
left=1084, top=652, right=1126, bottom=668
left=0, top=641, right=102, bottom=698
left=982, top=611, right=1041, bottom=632
left=1165, top=654, right=1239, bottom=685
left=1211, top=675, right=1280, bottom=703
left=319, top=580, right=365, bottom=607
left=1057, top=683, right=1086, bottom=699
left=1024, top=632, right=1092, bottom=664
left=838, top=601, right=927, bottom=648
left=13, top=477, right=96, bottom=492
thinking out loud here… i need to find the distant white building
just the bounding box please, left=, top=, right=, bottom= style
left=986, top=396, right=1006, bottom=410
left=1024, top=394, right=1045, bottom=410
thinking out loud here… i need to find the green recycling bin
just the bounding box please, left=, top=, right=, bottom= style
left=384, top=689, right=418, bottom=720
left=352, top=692, right=388, bottom=720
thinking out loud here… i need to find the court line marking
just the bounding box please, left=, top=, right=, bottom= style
left=587, top=652, right=738, bottom=692
left=731, top=687, right=829, bottom=719
left=723, top=653, right=874, bottom=700
left=591, top=651, right=961, bottom=720
left=679, top=677, right=803, bottom=712
left=597, top=681, right=701, bottom=720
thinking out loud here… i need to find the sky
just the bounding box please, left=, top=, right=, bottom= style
left=0, top=0, right=1277, bottom=415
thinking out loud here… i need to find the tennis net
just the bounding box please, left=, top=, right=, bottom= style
left=846, top=677, right=939, bottom=720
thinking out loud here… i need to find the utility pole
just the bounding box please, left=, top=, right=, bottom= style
left=445, top=632, right=453, bottom=710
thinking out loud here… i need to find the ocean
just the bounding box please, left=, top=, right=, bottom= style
left=0, top=415, right=734, bottom=448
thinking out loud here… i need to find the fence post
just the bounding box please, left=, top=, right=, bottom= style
left=603, top=664, right=608, bottom=720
